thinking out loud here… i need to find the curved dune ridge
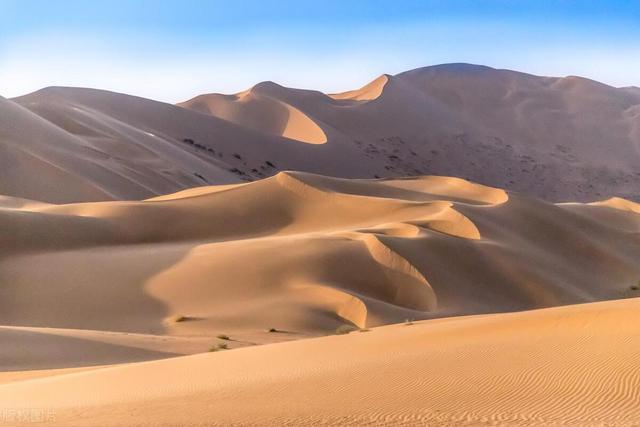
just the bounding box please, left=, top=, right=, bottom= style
left=2, top=172, right=640, bottom=425
left=329, top=74, right=390, bottom=101
left=2, top=171, right=640, bottom=341
left=1, top=298, right=639, bottom=426
left=4, top=64, right=640, bottom=425
left=4, top=64, right=640, bottom=203
left=178, top=86, right=327, bottom=144
left=590, top=196, right=640, bottom=213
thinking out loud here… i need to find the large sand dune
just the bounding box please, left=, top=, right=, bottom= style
left=3, top=64, right=640, bottom=425
left=2, top=172, right=640, bottom=424
left=1, top=298, right=639, bottom=426
left=3, top=64, right=640, bottom=203
left=2, top=172, right=640, bottom=354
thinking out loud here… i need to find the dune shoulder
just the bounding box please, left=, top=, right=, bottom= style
left=1, top=298, right=639, bottom=426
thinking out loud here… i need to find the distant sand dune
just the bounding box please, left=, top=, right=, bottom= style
left=179, top=86, right=327, bottom=144
left=3, top=65, right=640, bottom=424
left=329, top=74, right=390, bottom=101
left=4, top=63, right=640, bottom=203
left=590, top=196, right=640, bottom=213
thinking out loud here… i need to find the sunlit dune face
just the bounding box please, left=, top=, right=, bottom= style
left=279, top=103, right=326, bottom=144
left=329, top=74, right=389, bottom=101
left=2, top=0, right=640, bottom=422
left=179, top=91, right=327, bottom=144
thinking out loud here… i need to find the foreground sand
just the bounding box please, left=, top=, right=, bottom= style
left=2, top=172, right=640, bottom=425
left=1, top=298, right=639, bottom=426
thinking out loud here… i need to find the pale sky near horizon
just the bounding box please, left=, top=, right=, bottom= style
left=1, top=0, right=639, bottom=103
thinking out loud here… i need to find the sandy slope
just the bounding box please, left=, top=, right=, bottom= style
left=3, top=64, right=640, bottom=426
left=1, top=298, right=639, bottom=426
left=179, top=64, right=640, bottom=202
left=3, top=64, right=640, bottom=203
left=2, top=172, right=640, bottom=424
left=2, top=172, right=640, bottom=358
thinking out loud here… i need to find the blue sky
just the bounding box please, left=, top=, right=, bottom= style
left=1, top=0, right=639, bottom=102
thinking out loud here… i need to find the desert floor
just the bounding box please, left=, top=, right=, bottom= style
left=1, top=172, right=640, bottom=425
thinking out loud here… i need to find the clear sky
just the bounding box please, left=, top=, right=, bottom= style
left=1, top=0, right=639, bottom=103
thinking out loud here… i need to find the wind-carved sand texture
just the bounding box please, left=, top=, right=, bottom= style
left=1, top=298, right=639, bottom=426
left=3, top=63, right=640, bottom=203
left=2, top=64, right=640, bottom=426
left=2, top=171, right=640, bottom=370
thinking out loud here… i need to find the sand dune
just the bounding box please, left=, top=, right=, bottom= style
left=3, top=172, right=640, bottom=344
left=0, top=326, right=181, bottom=371
left=3, top=64, right=640, bottom=425
left=329, top=74, right=390, bottom=101
left=178, top=83, right=327, bottom=144
left=3, top=64, right=639, bottom=203
left=1, top=298, right=639, bottom=426
left=2, top=172, right=640, bottom=424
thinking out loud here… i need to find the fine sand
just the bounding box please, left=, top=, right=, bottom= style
left=0, top=298, right=639, bottom=426
left=2, top=172, right=640, bottom=364
left=2, top=64, right=640, bottom=204
left=4, top=172, right=640, bottom=342
left=2, top=64, right=640, bottom=425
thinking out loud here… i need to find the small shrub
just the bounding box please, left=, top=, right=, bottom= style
left=335, top=324, right=358, bottom=335
left=193, top=172, right=207, bottom=182
left=229, top=168, right=246, bottom=175
left=359, top=328, right=371, bottom=333
left=267, top=328, right=278, bottom=333
left=217, top=334, right=230, bottom=340
left=171, top=315, right=195, bottom=323
left=630, top=285, right=639, bottom=291
left=209, top=342, right=229, bottom=352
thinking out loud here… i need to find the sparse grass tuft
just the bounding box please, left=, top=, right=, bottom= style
left=631, top=285, right=639, bottom=291
left=171, top=315, right=194, bottom=323
left=358, top=328, right=371, bottom=333
left=217, top=334, right=230, bottom=340
left=335, top=324, right=358, bottom=335
left=208, top=342, right=230, bottom=352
